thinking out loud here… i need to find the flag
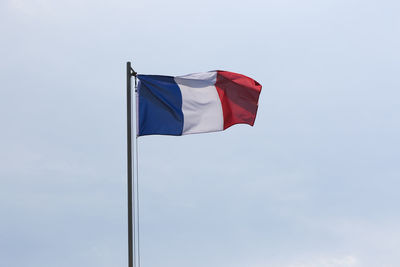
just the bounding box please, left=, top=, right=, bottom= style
left=137, top=70, right=262, bottom=136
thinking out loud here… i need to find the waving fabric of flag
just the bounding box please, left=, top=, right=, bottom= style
left=137, top=71, right=262, bottom=136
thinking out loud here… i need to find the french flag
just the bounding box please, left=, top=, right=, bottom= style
left=137, top=70, right=262, bottom=136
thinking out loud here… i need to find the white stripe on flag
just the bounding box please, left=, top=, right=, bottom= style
left=175, top=72, right=224, bottom=135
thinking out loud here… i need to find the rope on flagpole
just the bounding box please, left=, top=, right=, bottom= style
left=135, top=135, right=141, bottom=267
left=127, top=62, right=138, bottom=267
left=131, top=68, right=138, bottom=267
left=134, top=75, right=142, bottom=267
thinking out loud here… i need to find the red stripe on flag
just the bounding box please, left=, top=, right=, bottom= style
left=215, top=71, right=262, bottom=130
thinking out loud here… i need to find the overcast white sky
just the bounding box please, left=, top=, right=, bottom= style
left=1, top=0, right=400, bottom=266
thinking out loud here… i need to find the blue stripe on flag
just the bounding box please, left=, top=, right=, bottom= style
left=137, top=75, right=183, bottom=136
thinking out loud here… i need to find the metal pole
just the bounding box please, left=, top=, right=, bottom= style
left=126, top=61, right=134, bottom=267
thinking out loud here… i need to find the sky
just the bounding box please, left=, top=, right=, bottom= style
left=1, top=0, right=399, bottom=266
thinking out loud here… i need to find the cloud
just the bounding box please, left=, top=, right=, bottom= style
left=1, top=0, right=400, bottom=266
left=6, top=0, right=52, bottom=16
left=288, top=255, right=359, bottom=267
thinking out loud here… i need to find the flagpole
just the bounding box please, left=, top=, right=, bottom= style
left=126, top=61, right=136, bottom=267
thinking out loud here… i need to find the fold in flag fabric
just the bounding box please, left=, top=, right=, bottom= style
left=137, top=70, right=262, bottom=136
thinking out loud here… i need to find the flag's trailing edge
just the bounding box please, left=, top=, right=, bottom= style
left=137, top=70, right=262, bottom=136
